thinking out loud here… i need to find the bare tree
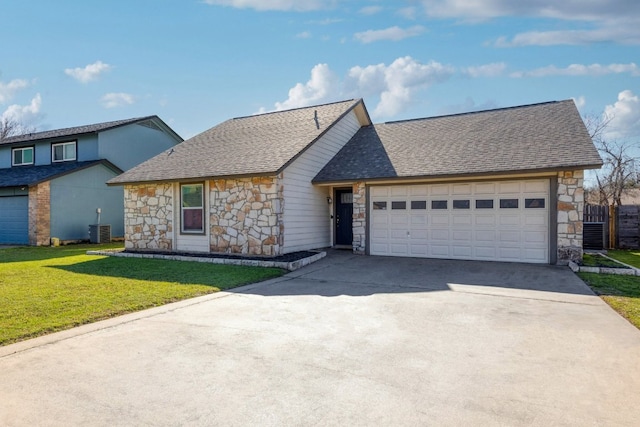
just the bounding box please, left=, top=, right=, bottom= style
left=584, top=113, right=638, bottom=206
left=0, top=116, right=36, bottom=141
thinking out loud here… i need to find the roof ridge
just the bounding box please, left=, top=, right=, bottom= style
left=382, top=100, right=571, bottom=125
left=233, top=99, right=359, bottom=120
left=2, top=116, right=157, bottom=143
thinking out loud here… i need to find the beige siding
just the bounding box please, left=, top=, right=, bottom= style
left=282, top=111, right=361, bottom=253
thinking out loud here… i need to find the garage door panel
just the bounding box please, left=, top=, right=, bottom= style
left=430, top=245, right=450, bottom=256
left=475, top=247, right=496, bottom=258
left=431, top=230, right=449, bottom=240
left=430, top=185, right=449, bottom=196
left=475, top=183, right=496, bottom=194
left=523, top=231, right=546, bottom=244
left=524, top=215, right=546, bottom=226
left=411, top=229, right=428, bottom=239
left=0, top=196, right=29, bottom=244
left=370, top=179, right=549, bottom=263
left=431, top=215, right=449, bottom=226
left=499, top=215, right=521, bottom=226
left=475, top=215, right=496, bottom=226
left=475, top=230, right=495, bottom=242
left=524, top=181, right=547, bottom=193
left=452, top=214, right=472, bottom=225
left=499, top=182, right=521, bottom=193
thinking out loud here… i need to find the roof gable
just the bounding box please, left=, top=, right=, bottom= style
left=314, top=100, right=603, bottom=183
left=109, top=99, right=368, bottom=185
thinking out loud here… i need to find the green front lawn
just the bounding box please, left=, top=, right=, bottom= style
left=578, top=272, right=640, bottom=329
left=605, top=250, right=640, bottom=269
left=0, top=244, right=284, bottom=346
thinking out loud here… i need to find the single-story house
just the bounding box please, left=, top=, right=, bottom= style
left=108, top=99, right=602, bottom=264
left=0, top=116, right=182, bottom=245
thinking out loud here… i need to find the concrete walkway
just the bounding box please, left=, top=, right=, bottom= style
left=1, top=250, right=640, bottom=426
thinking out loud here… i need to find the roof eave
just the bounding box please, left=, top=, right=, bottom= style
left=312, top=163, right=604, bottom=186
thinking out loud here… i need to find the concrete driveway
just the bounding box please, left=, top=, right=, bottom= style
left=1, top=250, right=640, bottom=426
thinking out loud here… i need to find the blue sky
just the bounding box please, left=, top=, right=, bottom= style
left=1, top=0, right=638, bottom=142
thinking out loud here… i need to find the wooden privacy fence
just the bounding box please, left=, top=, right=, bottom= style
left=583, top=204, right=640, bottom=249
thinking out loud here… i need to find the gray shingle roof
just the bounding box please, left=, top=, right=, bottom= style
left=0, top=160, right=122, bottom=188
left=108, top=99, right=363, bottom=185
left=313, top=100, right=602, bottom=183
left=1, top=116, right=161, bottom=146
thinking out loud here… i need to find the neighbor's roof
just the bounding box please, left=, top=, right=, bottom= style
left=108, top=99, right=366, bottom=185
left=313, top=100, right=603, bottom=183
left=1, top=116, right=181, bottom=146
left=0, top=160, right=122, bottom=188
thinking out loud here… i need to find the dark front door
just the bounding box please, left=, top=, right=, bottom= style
left=335, top=189, right=353, bottom=246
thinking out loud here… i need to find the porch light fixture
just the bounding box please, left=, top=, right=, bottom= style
left=326, top=196, right=332, bottom=204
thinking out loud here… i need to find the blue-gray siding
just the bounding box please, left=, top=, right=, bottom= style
left=50, top=164, right=123, bottom=240
left=99, top=123, right=181, bottom=171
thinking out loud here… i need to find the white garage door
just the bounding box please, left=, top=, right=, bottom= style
left=370, top=180, right=549, bottom=263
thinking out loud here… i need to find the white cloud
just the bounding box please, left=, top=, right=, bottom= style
left=274, top=64, right=339, bottom=110
left=354, top=25, right=425, bottom=43
left=266, top=57, right=454, bottom=119
left=511, top=63, right=640, bottom=78
left=65, top=61, right=112, bottom=83
left=418, top=0, right=639, bottom=22
left=572, top=96, right=586, bottom=109
left=496, top=27, right=640, bottom=47
left=295, top=31, right=311, bottom=39
left=359, top=6, right=383, bottom=15
left=416, top=1, right=640, bottom=45
left=202, top=0, right=333, bottom=12
left=604, top=90, right=640, bottom=140
left=397, top=7, right=417, bottom=20
left=101, top=92, right=135, bottom=108
left=438, top=97, right=499, bottom=115
left=462, top=62, right=506, bottom=78
left=0, top=79, right=30, bottom=104
left=2, top=93, right=43, bottom=126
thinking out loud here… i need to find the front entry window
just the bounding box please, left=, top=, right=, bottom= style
left=181, top=183, right=204, bottom=233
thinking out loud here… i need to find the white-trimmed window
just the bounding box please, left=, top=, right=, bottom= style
left=12, top=146, right=34, bottom=166
left=181, top=183, right=204, bottom=233
left=52, top=141, right=76, bottom=162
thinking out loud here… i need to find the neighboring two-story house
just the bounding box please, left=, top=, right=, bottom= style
left=0, top=116, right=182, bottom=245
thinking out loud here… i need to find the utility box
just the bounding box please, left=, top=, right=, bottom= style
left=89, top=224, right=111, bottom=244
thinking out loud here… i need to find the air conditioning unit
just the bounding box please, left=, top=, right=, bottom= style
left=89, top=224, right=111, bottom=243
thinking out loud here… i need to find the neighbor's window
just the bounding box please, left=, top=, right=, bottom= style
left=52, top=141, right=76, bottom=162
left=181, top=183, right=204, bottom=233
left=12, top=147, right=34, bottom=166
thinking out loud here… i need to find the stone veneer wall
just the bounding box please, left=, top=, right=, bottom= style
left=124, top=184, right=173, bottom=250
left=557, top=170, right=584, bottom=264
left=28, top=182, right=50, bottom=246
left=210, top=176, right=284, bottom=256
left=352, top=182, right=366, bottom=254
